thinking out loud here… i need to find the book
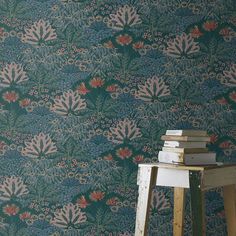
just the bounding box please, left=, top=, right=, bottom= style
left=158, top=151, right=216, bottom=165
left=161, top=135, right=210, bottom=142
left=166, top=130, right=207, bottom=136
left=164, top=141, right=207, bottom=148
left=162, top=147, right=208, bottom=154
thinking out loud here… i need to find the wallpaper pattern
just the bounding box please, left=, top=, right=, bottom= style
left=0, top=0, right=235, bottom=235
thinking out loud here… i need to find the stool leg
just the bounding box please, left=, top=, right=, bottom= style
left=189, top=171, right=206, bottom=236
left=223, top=184, right=236, bottom=236
left=173, top=187, right=186, bottom=236
left=135, top=166, right=157, bottom=236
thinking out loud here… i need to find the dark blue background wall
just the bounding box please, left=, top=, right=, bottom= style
left=0, top=0, right=235, bottom=235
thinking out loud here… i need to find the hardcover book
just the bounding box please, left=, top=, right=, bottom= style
left=164, top=141, right=207, bottom=148
left=161, top=135, right=210, bottom=142
left=162, top=147, right=209, bottom=153
left=165, top=130, right=207, bottom=136
left=158, top=151, right=216, bottom=165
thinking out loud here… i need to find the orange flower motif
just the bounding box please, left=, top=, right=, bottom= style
left=90, top=191, right=105, bottom=201
left=77, top=82, right=90, bottom=95
left=133, top=155, right=144, bottom=164
left=20, top=212, right=31, bottom=220
left=116, top=34, right=133, bottom=46
left=106, top=197, right=118, bottom=206
left=3, top=204, right=20, bottom=216
left=219, top=28, right=230, bottom=36
left=216, top=97, right=228, bottom=105
left=133, top=41, right=144, bottom=49
left=19, top=98, right=31, bottom=107
left=3, top=91, right=19, bottom=103
left=106, top=84, right=118, bottom=93
left=104, top=154, right=113, bottom=161
left=203, top=20, right=218, bottom=31
left=77, top=196, right=89, bottom=208
left=104, top=40, right=114, bottom=49
left=90, top=77, right=104, bottom=88
left=190, top=26, right=203, bottom=38
left=229, top=91, right=236, bottom=102
left=116, top=147, right=132, bottom=159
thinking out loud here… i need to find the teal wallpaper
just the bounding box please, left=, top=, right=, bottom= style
left=0, top=0, right=235, bottom=235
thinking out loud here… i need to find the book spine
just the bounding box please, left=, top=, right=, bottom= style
left=158, top=156, right=182, bottom=164
left=164, top=141, right=207, bottom=148
left=165, top=130, right=182, bottom=136
left=184, top=154, right=216, bottom=165
left=166, top=130, right=207, bottom=136
left=162, top=147, right=209, bottom=153
left=161, top=135, right=210, bottom=142
left=158, top=151, right=184, bottom=163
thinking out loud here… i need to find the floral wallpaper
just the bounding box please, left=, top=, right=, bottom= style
left=0, top=0, right=235, bottom=235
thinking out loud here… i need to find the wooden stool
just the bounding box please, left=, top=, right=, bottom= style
left=135, top=163, right=236, bottom=236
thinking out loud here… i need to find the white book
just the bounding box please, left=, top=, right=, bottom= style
left=164, top=141, right=207, bottom=148
left=161, top=135, right=210, bottom=142
left=158, top=151, right=216, bottom=165
left=162, top=147, right=208, bottom=153
left=166, top=130, right=207, bottom=136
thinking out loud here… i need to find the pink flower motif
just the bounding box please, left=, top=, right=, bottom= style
left=210, top=134, right=218, bottom=143
left=0, top=141, right=6, bottom=150
left=90, top=77, right=104, bottom=88
left=106, top=84, right=118, bottom=93
left=19, top=98, right=31, bottom=107
left=133, top=155, right=144, bottom=164
left=3, top=204, right=20, bottom=216
left=106, top=197, right=118, bottom=206
left=77, top=82, right=90, bottom=95
left=0, top=28, right=4, bottom=37
left=190, top=26, right=203, bottom=38
left=216, top=97, right=228, bottom=105
left=3, top=91, right=19, bottom=103
left=116, top=147, right=132, bottom=159
left=219, top=141, right=231, bottom=149
left=90, top=191, right=105, bottom=201
left=103, top=154, right=113, bottom=161
left=104, top=40, right=114, bottom=49
left=219, top=28, right=230, bottom=36
left=116, top=34, right=133, bottom=46
left=217, top=210, right=225, bottom=218
left=20, top=212, right=31, bottom=220
left=133, top=41, right=144, bottom=49
left=77, top=196, right=89, bottom=208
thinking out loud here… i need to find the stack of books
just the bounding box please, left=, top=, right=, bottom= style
left=158, top=130, right=217, bottom=165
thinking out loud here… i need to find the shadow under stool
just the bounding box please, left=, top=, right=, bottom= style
left=135, top=163, right=236, bottom=236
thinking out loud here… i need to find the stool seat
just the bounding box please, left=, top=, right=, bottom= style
left=135, top=163, right=236, bottom=236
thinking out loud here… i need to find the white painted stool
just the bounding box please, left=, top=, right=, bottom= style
left=135, top=163, right=236, bottom=236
